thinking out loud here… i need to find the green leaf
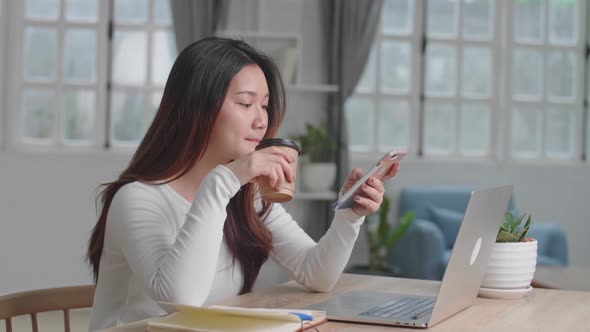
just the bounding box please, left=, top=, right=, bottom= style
left=504, top=211, right=514, bottom=224
left=497, top=230, right=520, bottom=242
left=497, top=211, right=534, bottom=242
left=378, top=219, right=391, bottom=245
left=518, top=215, right=532, bottom=241
left=386, top=212, right=414, bottom=247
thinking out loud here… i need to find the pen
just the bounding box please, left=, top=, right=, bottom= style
left=289, top=312, right=313, bottom=321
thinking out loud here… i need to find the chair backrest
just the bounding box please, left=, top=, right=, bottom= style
left=0, top=285, right=95, bottom=332
left=399, top=186, right=515, bottom=219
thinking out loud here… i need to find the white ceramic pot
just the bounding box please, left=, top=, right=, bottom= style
left=481, top=239, right=537, bottom=289
left=301, top=162, right=336, bottom=192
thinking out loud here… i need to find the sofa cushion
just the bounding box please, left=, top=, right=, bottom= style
left=428, top=206, right=464, bottom=248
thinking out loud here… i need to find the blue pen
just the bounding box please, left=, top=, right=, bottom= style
left=289, top=312, right=313, bottom=321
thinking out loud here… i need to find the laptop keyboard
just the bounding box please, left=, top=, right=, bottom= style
left=360, top=296, right=435, bottom=320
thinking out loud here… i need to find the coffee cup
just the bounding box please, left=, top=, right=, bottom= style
left=255, top=138, right=301, bottom=203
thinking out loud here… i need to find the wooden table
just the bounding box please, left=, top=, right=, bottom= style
left=108, top=273, right=590, bottom=331
left=532, top=266, right=590, bottom=292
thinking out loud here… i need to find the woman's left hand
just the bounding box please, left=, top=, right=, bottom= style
left=340, top=162, right=399, bottom=217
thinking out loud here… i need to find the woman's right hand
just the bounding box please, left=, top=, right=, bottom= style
left=225, top=147, right=296, bottom=189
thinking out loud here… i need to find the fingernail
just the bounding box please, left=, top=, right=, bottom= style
left=354, top=196, right=361, bottom=201
left=369, top=178, right=374, bottom=184
left=363, top=184, right=368, bottom=189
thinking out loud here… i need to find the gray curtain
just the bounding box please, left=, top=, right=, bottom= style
left=322, top=0, right=384, bottom=188
left=170, top=0, right=230, bottom=53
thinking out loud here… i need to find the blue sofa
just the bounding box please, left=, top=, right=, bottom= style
left=389, top=187, right=568, bottom=280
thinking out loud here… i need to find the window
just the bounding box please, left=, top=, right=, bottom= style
left=346, top=0, right=422, bottom=155
left=349, top=0, right=589, bottom=163
left=507, top=0, right=584, bottom=160
left=6, top=0, right=176, bottom=149
left=110, top=0, right=176, bottom=146
left=424, top=0, right=497, bottom=157
left=15, top=0, right=104, bottom=148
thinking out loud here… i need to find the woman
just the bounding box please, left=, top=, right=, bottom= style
left=87, top=37, right=399, bottom=331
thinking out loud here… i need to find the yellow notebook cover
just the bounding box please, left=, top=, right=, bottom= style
left=145, top=303, right=327, bottom=332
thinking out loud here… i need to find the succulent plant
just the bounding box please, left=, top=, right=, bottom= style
left=366, top=195, right=414, bottom=271
left=496, top=212, right=532, bottom=243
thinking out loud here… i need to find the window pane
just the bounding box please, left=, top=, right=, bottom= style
left=549, top=0, right=577, bottom=44
left=460, top=103, right=489, bottom=155
left=152, top=30, right=177, bottom=85
left=355, top=46, right=376, bottom=93
left=380, top=41, right=411, bottom=93
left=114, top=0, right=148, bottom=24
left=26, top=0, right=59, bottom=20
left=65, top=0, right=98, bottom=22
left=548, top=50, right=576, bottom=100
left=427, top=0, right=457, bottom=37
left=514, top=0, right=544, bottom=42
left=545, top=107, right=574, bottom=158
left=111, top=91, right=147, bottom=143
left=151, top=91, right=163, bottom=123
left=512, top=48, right=543, bottom=98
left=512, top=106, right=541, bottom=157
left=379, top=99, right=409, bottom=150
left=64, top=29, right=97, bottom=83
left=23, top=27, right=58, bottom=81
left=22, top=88, right=56, bottom=140
left=153, top=0, right=173, bottom=26
left=63, top=90, right=95, bottom=143
left=425, top=44, right=457, bottom=96
left=463, top=0, right=492, bottom=39
left=381, top=0, right=412, bottom=35
left=462, top=46, right=491, bottom=97
left=345, top=97, right=374, bottom=150
left=424, top=101, right=455, bottom=154
left=113, top=30, right=147, bottom=85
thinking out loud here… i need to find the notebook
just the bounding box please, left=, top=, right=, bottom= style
left=144, top=302, right=327, bottom=332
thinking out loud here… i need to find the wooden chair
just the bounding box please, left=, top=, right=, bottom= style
left=0, top=285, right=95, bottom=332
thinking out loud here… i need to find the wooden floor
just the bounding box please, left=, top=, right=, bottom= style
left=0, top=308, right=91, bottom=332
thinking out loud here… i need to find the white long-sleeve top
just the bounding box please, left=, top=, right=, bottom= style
left=88, top=165, right=364, bottom=331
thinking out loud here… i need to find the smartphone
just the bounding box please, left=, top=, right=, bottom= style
left=331, top=149, right=407, bottom=210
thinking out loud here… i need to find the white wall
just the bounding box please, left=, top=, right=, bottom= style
left=0, top=152, right=130, bottom=294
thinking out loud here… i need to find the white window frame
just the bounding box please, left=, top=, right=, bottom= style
left=349, top=0, right=424, bottom=161
left=422, top=0, right=500, bottom=159
left=108, top=0, right=176, bottom=150
left=503, top=0, right=587, bottom=162
left=351, top=0, right=590, bottom=165
left=4, top=0, right=175, bottom=152
left=6, top=0, right=109, bottom=152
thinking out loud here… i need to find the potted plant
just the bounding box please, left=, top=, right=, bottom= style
left=290, top=123, right=337, bottom=192
left=481, top=212, right=537, bottom=290
left=348, top=196, right=414, bottom=276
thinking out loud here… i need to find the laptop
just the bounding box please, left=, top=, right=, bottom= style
left=306, top=185, right=512, bottom=328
